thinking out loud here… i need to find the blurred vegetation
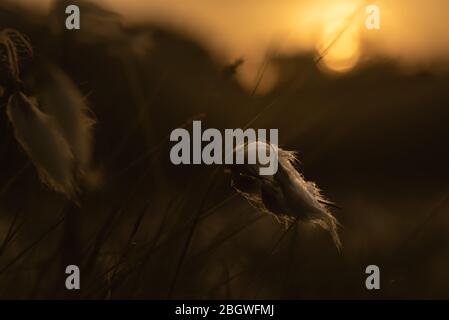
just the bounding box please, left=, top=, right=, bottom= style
left=0, top=1, right=449, bottom=299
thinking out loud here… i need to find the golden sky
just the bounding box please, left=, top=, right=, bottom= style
left=14, top=0, right=449, bottom=91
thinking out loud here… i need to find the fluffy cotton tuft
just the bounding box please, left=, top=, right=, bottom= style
left=7, top=91, right=77, bottom=199
left=36, top=63, right=95, bottom=175
left=229, top=141, right=341, bottom=250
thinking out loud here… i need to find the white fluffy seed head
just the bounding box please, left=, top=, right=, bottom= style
left=230, top=141, right=342, bottom=250
left=7, top=91, right=77, bottom=199
left=36, top=63, right=95, bottom=176
left=276, top=148, right=341, bottom=250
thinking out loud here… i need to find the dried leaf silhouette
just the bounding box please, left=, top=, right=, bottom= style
left=36, top=63, right=95, bottom=175
left=7, top=91, right=76, bottom=198
left=229, top=141, right=341, bottom=250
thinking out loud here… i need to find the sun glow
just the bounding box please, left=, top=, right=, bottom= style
left=13, top=0, right=449, bottom=88
left=315, top=1, right=362, bottom=73
left=320, top=21, right=361, bottom=73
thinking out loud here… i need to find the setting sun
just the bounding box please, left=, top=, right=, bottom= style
left=313, top=1, right=362, bottom=73
left=320, top=21, right=360, bottom=73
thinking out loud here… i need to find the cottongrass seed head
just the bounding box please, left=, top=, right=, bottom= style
left=0, top=28, right=33, bottom=82
left=7, top=91, right=77, bottom=199
left=1, top=28, right=95, bottom=200
left=229, top=141, right=342, bottom=250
